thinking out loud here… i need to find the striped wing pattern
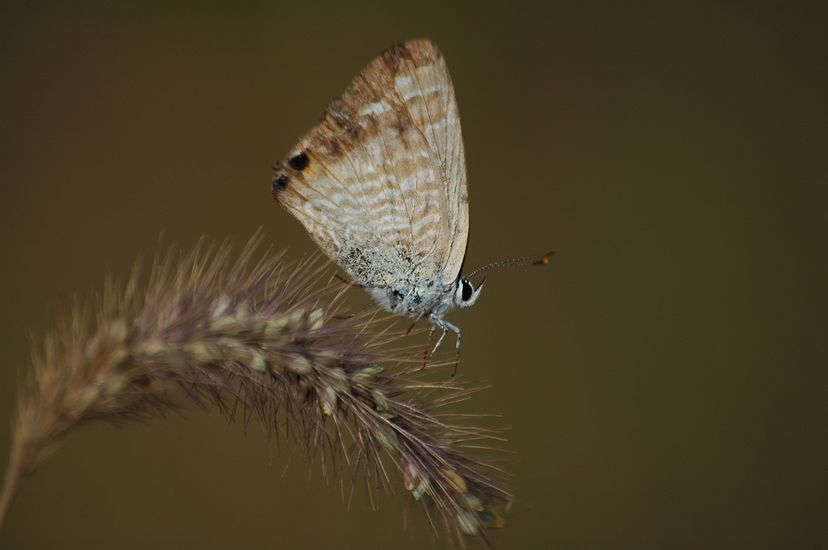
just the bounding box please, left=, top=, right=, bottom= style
left=272, top=39, right=468, bottom=296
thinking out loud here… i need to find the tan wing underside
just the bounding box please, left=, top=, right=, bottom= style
left=272, top=39, right=469, bottom=289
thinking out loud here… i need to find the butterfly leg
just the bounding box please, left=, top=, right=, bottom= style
left=429, top=318, right=449, bottom=356
left=439, top=319, right=462, bottom=376
left=425, top=316, right=463, bottom=375
left=407, top=311, right=426, bottom=336
left=421, top=324, right=437, bottom=369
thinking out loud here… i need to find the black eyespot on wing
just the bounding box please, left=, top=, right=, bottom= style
left=272, top=174, right=289, bottom=195
left=288, top=151, right=310, bottom=171
left=461, top=280, right=473, bottom=301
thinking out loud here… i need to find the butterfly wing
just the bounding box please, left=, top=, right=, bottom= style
left=272, top=39, right=469, bottom=293
left=383, top=40, right=469, bottom=283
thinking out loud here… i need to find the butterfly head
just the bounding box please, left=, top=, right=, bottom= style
left=450, top=251, right=555, bottom=311
left=453, top=277, right=484, bottom=309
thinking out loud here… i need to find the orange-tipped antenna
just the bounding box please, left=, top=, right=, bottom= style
left=466, top=250, right=555, bottom=279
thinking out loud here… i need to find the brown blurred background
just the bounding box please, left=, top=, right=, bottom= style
left=1, top=1, right=826, bottom=548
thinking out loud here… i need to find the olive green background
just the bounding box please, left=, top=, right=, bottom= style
left=1, top=2, right=826, bottom=548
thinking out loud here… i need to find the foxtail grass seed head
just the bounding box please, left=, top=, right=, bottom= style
left=0, top=235, right=511, bottom=544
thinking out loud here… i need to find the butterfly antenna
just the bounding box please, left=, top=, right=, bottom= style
left=466, top=250, right=555, bottom=279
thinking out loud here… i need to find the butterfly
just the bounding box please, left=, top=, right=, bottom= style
left=272, top=39, right=549, bottom=356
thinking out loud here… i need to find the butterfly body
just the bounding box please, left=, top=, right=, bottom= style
left=272, top=39, right=480, bottom=350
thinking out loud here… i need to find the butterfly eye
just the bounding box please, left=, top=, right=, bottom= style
left=461, top=279, right=473, bottom=301
left=454, top=278, right=484, bottom=309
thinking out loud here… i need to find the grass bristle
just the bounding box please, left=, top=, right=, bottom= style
left=0, top=234, right=511, bottom=545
